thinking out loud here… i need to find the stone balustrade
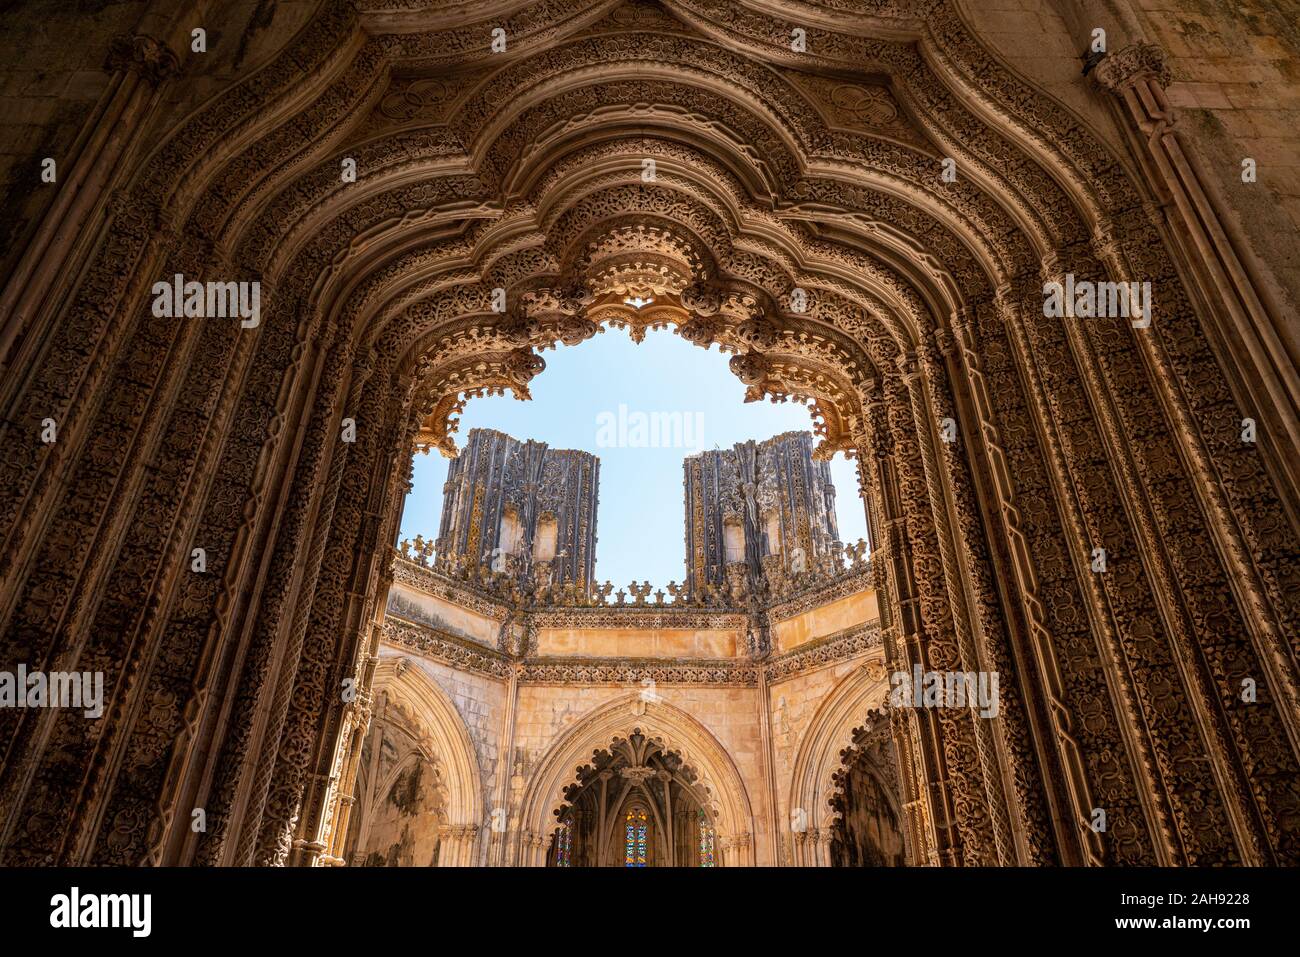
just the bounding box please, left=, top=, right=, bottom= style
left=394, top=536, right=871, bottom=611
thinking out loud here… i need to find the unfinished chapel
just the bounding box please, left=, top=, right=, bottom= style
left=0, top=0, right=1298, bottom=872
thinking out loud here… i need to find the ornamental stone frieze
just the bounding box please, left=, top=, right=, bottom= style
left=383, top=618, right=514, bottom=679
left=517, top=657, right=761, bottom=687
left=381, top=598, right=880, bottom=686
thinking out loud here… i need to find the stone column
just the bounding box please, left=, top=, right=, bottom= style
left=489, top=664, right=521, bottom=866
left=1088, top=216, right=1300, bottom=771
left=527, top=830, right=549, bottom=867
left=816, top=826, right=835, bottom=867
left=855, top=377, right=942, bottom=867
left=991, top=280, right=1144, bottom=866
left=756, top=660, right=780, bottom=867
left=790, top=828, right=806, bottom=867
left=733, top=831, right=753, bottom=867
left=1093, top=42, right=1300, bottom=489
left=438, top=823, right=480, bottom=867
left=906, top=332, right=1015, bottom=865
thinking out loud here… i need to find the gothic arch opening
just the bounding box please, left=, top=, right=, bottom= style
left=547, top=728, right=718, bottom=867
left=827, top=711, right=907, bottom=868
left=399, top=322, right=868, bottom=593
left=0, top=0, right=1296, bottom=871
left=337, top=657, right=483, bottom=866
left=517, top=695, right=755, bottom=866
left=346, top=739, right=447, bottom=867
left=786, top=657, right=919, bottom=866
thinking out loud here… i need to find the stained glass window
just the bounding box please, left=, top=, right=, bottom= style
left=624, top=806, right=648, bottom=867
left=555, top=820, right=572, bottom=867
left=698, top=809, right=716, bottom=867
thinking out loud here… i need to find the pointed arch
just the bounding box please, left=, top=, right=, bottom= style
left=0, top=0, right=1294, bottom=871
left=361, top=656, right=484, bottom=864
left=516, top=693, right=756, bottom=866
left=787, top=655, right=897, bottom=865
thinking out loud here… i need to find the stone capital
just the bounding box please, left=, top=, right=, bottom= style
left=1093, top=41, right=1171, bottom=92
left=106, top=34, right=181, bottom=85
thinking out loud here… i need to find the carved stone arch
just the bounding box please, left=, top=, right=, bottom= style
left=370, top=185, right=893, bottom=460
left=218, top=63, right=1019, bottom=387
left=825, top=721, right=904, bottom=827
left=516, top=694, right=756, bottom=866
left=455, top=39, right=815, bottom=180
left=231, top=35, right=1024, bottom=358
left=825, top=713, right=910, bottom=868
left=786, top=657, right=898, bottom=865
left=348, top=656, right=485, bottom=866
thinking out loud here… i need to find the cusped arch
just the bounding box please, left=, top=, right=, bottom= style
left=786, top=655, right=894, bottom=864
left=517, top=693, right=757, bottom=866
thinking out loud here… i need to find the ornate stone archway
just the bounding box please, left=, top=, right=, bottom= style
left=0, top=0, right=1295, bottom=869
left=786, top=657, right=908, bottom=866
left=515, top=694, right=757, bottom=866
left=333, top=656, right=485, bottom=866
left=546, top=727, right=721, bottom=867
left=826, top=711, right=908, bottom=867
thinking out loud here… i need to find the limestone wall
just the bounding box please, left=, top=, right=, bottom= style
left=771, top=590, right=879, bottom=653
left=386, top=581, right=502, bottom=646
left=961, top=0, right=1300, bottom=346
left=534, top=625, right=740, bottom=657
left=382, top=649, right=510, bottom=837
left=1133, top=0, right=1300, bottom=321
left=373, top=555, right=883, bottom=865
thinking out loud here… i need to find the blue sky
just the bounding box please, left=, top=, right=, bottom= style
left=398, top=326, right=869, bottom=587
